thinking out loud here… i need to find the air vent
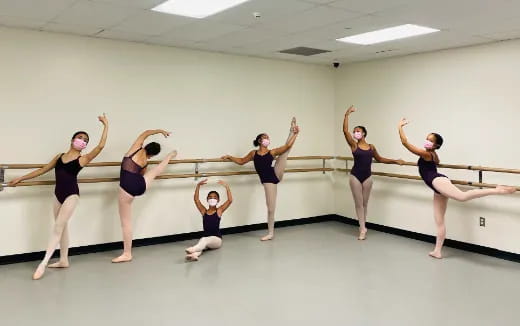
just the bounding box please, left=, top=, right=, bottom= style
left=279, top=47, right=331, bottom=56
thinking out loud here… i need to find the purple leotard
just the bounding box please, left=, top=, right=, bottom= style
left=418, top=152, right=448, bottom=194
left=54, top=154, right=83, bottom=204
left=253, top=151, right=280, bottom=184
left=350, top=146, right=374, bottom=183
left=120, top=148, right=147, bottom=197
left=202, top=211, right=222, bottom=238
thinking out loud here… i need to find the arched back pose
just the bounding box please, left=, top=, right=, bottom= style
left=398, top=118, right=516, bottom=259
left=9, top=114, right=109, bottom=280
left=185, top=179, right=233, bottom=261
left=222, top=117, right=299, bottom=241
left=112, top=129, right=177, bottom=263
left=343, top=106, right=403, bottom=240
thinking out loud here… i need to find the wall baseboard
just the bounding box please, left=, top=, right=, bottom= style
left=1, top=214, right=518, bottom=265
left=332, top=215, right=520, bottom=263
left=0, top=214, right=333, bottom=265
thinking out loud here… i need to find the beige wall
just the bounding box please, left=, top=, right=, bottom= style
left=2, top=27, right=519, bottom=257
left=0, top=27, right=335, bottom=256
left=334, top=40, right=520, bottom=253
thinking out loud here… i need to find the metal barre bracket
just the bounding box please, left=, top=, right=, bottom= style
left=194, top=162, right=200, bottom=180
left=478, top=170, right=483, bottom=189
left=322, top=159, right=326, bottom=174
left=0, top=167, right=4, bottom=191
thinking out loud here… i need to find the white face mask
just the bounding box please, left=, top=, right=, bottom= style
left=207, top=199, right=218, bottom=207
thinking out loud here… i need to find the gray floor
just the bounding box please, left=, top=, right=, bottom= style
left=1, top=222, right=519, bottom=326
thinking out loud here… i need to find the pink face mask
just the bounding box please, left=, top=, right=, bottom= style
left=261, top=139, right=270, bottom=147
left=73, top=138, right=87, bottom=150
left=353, top=132, right=363, bottom=140
left=424, top=140, right=435, bottom=149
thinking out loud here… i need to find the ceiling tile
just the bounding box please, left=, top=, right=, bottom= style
left=256, top=5, right=362, bottom=34
left=41, top=22, right=103, bottom=36
left=96, top=29, right=150, bottom=42
left=207, top=0, right=316, bottom=26
left=377, top=0, right=520, bottom=30
left=290, top=14, right=407, bottom=44
left=300, top=0, right=336, bottom=4
left=53, top=0, right=140, bottom=28
left=389, top=31, right=494, bottom=53
left=112, top=10, right=195, bottom=36
left=150, top=21, right=246, bottom=42
left=0, top=15, right=46, bottom=29
left=0, top=0, right=76, bottom=20
left=328, top=0, right=411, bottom=14
left=90, top=0, right=164, bottom=9
left=479, top=29, right=520, bottom=41
left=203, top=26, right=279, bottom=48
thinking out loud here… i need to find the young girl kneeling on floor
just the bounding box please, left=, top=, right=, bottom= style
left=186, top=179, right=233, bottom=261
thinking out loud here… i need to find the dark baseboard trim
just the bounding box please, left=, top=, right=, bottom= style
left=1, top=214, right=518, bottom=265
left=0, top=214, right=335, bottom=265
left=332, top=215, right=520, bottom=263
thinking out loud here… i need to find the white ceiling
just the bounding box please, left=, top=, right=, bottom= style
left=1, top=0, right=520, bottom=65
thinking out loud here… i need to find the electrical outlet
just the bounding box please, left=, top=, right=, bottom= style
left=479, top=217, right=486, bottom=227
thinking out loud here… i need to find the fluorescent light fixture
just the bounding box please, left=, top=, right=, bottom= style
left=337, top=24, right=440, bottom=45
left=152, top=0, right=251, bottom=19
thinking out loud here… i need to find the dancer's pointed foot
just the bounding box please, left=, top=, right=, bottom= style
left=32, top=264, right=46, bottom=280
left=496, top=185, right=516, bottom=194
left=358, top=229, right=367, bottom=240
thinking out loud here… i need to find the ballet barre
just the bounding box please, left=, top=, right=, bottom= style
left=0, top=156, right=335, bottom=190
left=3, top=155, right=518, bottom=191
left=0, top=156, right=335, bottom=170
left=336, top=156, right=520, bottom=191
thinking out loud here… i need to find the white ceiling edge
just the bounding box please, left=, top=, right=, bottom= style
left=1, top=25, right=519, bottom=70
left=337, top=38, right=519, bottom=68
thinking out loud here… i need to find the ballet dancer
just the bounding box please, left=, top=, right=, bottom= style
left=222, top=117, right=299, bottom=241
left=9, top=114, right=109, bottom=280
left=343, top=106, right=403, bottom=240
left=112, top=129, right=177, bottom=263
left=185, top=179, right=233, bottom=261
left=398, top=118, right=516, bottom=259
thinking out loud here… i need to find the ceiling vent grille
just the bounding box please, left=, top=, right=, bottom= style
left=279, top=47, right=331, bottom=56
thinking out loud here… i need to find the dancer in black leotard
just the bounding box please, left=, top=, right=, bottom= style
left=343, top=106, right=403, bottom=240
left=9, top=114, right=109, bottom=280
left=398, top=118, right=516, bottom=259
left=185, top=179, right=233, bottom=262
left=112, top=129, right=177, bottom=263
left=222, top=117, right=299, bottom=241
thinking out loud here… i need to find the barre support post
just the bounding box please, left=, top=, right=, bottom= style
left=479, top=170, right=483, bottom=189
left=194, top=162, right=200, bottom=181
left=0, top=167, right=4, bottom=191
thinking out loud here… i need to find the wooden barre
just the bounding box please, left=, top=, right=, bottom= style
left=2, top=168, right=334, bottom=187
left=336, top=156, right=520, bottom=175
left=0, top=156, right=335, bottom=170
left=336, top=168, right=520, bottom=191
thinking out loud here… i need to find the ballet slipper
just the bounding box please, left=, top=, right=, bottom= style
left=260, top=234, right=274, bottom=241
left=428, top=251, right=443, bottom=259
left=32, top=264, right=46, bottom=280
left=48, top=260, right=69, bottom=268
left=112, top=254, right=133, bottom=263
